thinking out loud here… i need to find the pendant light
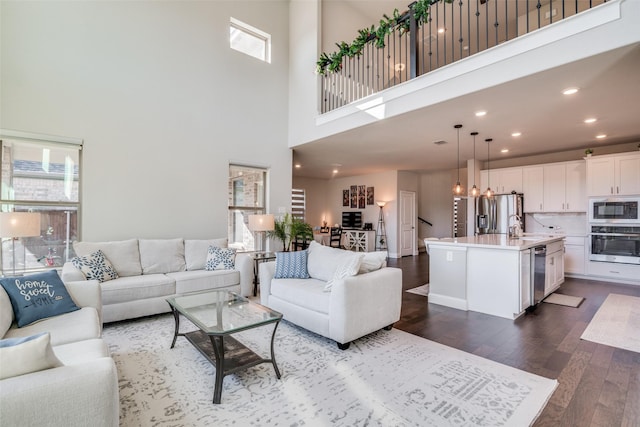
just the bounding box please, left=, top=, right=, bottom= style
left=452, top=124, right=464, bottom=195
left=469, top=131, right=479, bottom=197
left=485, top=138, right=493, bottom=197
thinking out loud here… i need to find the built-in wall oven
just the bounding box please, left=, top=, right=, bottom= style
left=588, top=197, right=640, bottom=265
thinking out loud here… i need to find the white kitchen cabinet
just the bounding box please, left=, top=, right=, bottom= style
left=587, top=152, right=640, bottom=196
left=523, top=161, right=585, bottom=213
left=481, top=167, right=523, bottom=194
left=564, top=236, right=586, bottom=275
left=522, top=166, right=544, bottom=212
left=545, top=240, right=565, bottom=296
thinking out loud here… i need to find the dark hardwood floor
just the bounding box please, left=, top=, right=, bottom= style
left=387, top=253, right=640, bottom=427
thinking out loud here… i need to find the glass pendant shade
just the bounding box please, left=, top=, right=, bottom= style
left=469, top=131, right=479, bottom=197
left=485, top=138, right=493, bottom=197
left=452, top=124, right=464, bottom=195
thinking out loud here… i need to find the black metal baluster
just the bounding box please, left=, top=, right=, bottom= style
left=505, top=0, right=508, bottom=43
left=476, top=0, right=480, bottom=54
left=537, top=0, right=542, bottom=32
left=485, top=0, right=489, bottom=51
left=550, top=0, right=553, bottom=24
left=467, top=0, right=471, bottom=56
left=459, top=0, right=463, bottom=61
left=494, top=0, right=498, bottom=47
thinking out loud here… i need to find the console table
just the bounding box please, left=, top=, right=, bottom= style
left=343, top=230, right=375, bottom=252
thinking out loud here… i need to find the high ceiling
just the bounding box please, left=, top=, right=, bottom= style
left=294, top=2, right=640, bottom=180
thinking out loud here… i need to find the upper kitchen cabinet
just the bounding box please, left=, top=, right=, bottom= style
left=587, top=152, right=640, bottom=196
left=480, top=167, right=523, bottom=195
left=522, top=161, right=586, bottom=213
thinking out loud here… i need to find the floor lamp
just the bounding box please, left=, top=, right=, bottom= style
left=0, top=212, right=41, bottom=277
left=248, top=214, right=274, bottom=252
left=375, top=201, right=387, bottom=252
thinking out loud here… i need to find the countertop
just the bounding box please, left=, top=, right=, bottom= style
left=425, top=234, right=565, bottom=251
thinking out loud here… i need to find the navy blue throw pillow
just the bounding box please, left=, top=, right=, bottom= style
left=0, top=270, right=80, bottom=327
left=274, top=250, right=310, bottom=279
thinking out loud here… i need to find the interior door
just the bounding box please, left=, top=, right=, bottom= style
left=400, top=191, right=416, bottom=256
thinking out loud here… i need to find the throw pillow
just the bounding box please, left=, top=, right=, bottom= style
left=324, top=252, right=365, bottom=292
left=205, top=246, right=236, bottom=271
left=0, top=270, right=80, bottom=328
left=70, top=250, right=119, bottom=282
left=0, top=332, right=63, bottom=380
left=274, top=250, right=310, bottom=279
left=358, top=251, right=387, bottom=274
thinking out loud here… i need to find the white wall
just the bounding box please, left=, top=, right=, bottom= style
left=1, top=1, right=292, bottom=241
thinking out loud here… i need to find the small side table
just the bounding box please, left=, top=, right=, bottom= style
left=250, top=251, right=276, bottom=296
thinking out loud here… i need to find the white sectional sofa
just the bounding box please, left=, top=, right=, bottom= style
left=61, top=238, right=253, bottom=323
left=260, top=241, right=402, bottom=349
left=0, top=278, right=119, bottom=427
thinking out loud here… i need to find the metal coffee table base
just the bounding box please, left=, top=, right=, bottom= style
left=170, top=309, right=281, bottom=404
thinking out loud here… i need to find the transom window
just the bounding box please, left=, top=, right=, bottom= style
left=229, top=17, right=271, bottom=63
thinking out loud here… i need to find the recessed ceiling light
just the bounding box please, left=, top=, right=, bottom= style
left=596, top=134, right=607, bottom=139
left=562, top=87, right=579, bottom=95
left=501, top=149, right=509, bottom=153
left=438, top=28, right=445, bottom=34
left=294, top=164, right=301, bottom=168
left=475, top=111, right=487, bottom=117
left=332, top=169, right=339, bottom=174
left=511, top=132, right=521, bottom=137
left=584, top=118, right=597, bottom=124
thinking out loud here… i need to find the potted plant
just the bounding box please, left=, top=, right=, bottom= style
left=585, top=148, right=593, bottom=157
left=266, top=213, right=313, bottom=251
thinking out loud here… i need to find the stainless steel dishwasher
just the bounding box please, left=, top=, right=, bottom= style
left=532, top=245, right=547, bottom=306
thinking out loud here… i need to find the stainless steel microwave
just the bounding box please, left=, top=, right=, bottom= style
left=589, top=197, right=640, bottom=224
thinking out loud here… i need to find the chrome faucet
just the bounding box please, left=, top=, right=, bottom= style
left=508, top=214, right=522, bottom=237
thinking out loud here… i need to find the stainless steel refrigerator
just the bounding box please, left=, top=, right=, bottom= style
left=475, top=193, right=524, bottom=235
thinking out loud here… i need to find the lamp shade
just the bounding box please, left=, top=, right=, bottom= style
left=0, top=212, right=41, bottom=238
left=248, top=214, right=274, bottom=232
left=376, top=201, right=386, bottom=208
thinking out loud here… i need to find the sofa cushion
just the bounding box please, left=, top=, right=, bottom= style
left=274, top=250, right=310, bottom=279
left=3, top=307, right=101, bottom=346
left=73, top=239, right=142, bottom=277
left=307, top=241, right=349, bottom=282
left=139, top=238, right=186, bottom=274
left=270, top=278, right=330, bottom=314
left=70, top=250, right=119, bottom=283
left=99, top=274, right=175, bottom=305
left=52, top=338, right=110, bottom=365
left=0, top=270, right=80, bottom=328
left=205, top=246, right=236, bottom=270
left=324, top=252, right=364, bottom=291
left=0, top=332, right=63, bottom=380
left=167, top=270, right=240, bottom=294
left=358, top=251, right=387, bottom=274
left=184, top=238, right=228, bottom=271
left=0, top=287, right=13, bottom=338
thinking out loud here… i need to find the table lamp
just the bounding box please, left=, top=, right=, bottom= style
left=0, top=212, right=41, bottom=276
left=248, top=214, right=274, bottom=252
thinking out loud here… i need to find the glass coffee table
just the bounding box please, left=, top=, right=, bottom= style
left=166, top=290, right=282, bottom=404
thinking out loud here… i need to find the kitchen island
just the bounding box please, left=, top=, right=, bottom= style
left=425, top=234, right=565, bottom=320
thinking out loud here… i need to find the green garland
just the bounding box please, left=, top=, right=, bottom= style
left=316, top=0, right=452, bottom=75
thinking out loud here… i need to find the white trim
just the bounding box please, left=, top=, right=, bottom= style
left=0, top=129, right=83, bottom=147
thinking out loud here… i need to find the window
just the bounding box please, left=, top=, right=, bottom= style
left=228, top=165, right=267, bottom=251
left=0, top=130, right=82, bottom=275
left=291, top=189, right=305, bottom=221
left=229, top=17, right=271, bottom=63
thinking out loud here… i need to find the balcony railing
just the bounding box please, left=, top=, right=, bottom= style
left=319, top=0, right=606, bottom=114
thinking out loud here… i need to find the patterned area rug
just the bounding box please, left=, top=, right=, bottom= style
left=581, top=293, right=640, bottom=353
left=406, top=283, right=429, bottom=296
left=103, top=314, right=557, bottom=426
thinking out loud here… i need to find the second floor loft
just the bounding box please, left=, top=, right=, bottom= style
left=318, top=0, right=611, bottom=114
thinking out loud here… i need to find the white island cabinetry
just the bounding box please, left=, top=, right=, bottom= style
left=426, top=235, right=565, bottom=320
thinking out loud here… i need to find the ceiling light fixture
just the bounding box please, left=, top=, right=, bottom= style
left=332, top=169, right=339, bottom=174
left=475, top=111, right=487, bottom=117
left=511, top=132, right=521, bottom=137
left=501, top=149, right=509, bottom=153
left=596, top=134, right=607, bottom=139
left=469, top=131, right=479, bottom=197
left=438, top=28, right=445, bottom=34
left=562, top=87, right=579, bottom=95
left=295, top=164, right=301, bottom=168
left=584, top=118, right=597, bottom=124
left=453, top=124, right=464, bottom=195
left=485, top=138, right=493, bottom=197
